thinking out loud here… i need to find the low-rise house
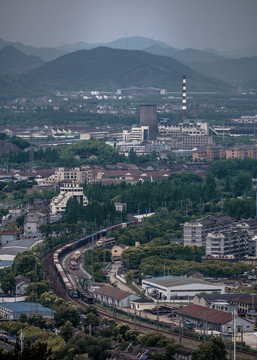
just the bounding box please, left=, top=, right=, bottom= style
left=93, top=284, right=140, bottom=308
left=230, top=296, right=257, bottom=317
left=0, top=302, right=54, bottom=320
left=193, top=293, right=252, bottom=308
left=176, top=304, right=254, bottom=333
left=0, top=230, right=22, bottom=246
left=111, top=244, right=128, bottom=261
left=14, top=275, right=30, bottom=296
left=0, top=239, right=38, bottom=261
left=130, top=298, right=155, bottom=312
left=24, top=211, right=48, bottom=238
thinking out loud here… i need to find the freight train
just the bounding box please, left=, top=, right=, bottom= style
left=53, top=221, right=136, bottom=298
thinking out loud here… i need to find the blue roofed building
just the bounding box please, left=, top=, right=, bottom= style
left=0, top=302, right=54, bottom=320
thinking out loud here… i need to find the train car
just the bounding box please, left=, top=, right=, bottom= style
left=70, top=259, right=77, bottom=270
left=71, top=250, right=81, bottom=261
left=77, top=287, right=94, bottom=304
left=53, top=221, right=137, bottom=299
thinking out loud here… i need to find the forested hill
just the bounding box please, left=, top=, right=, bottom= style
left=0, top=74, right=48, bottom=100
left=21, top=47, right=228, bottom=92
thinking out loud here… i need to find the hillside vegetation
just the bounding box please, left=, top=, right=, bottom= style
left=22, top=47, right=228, bottom=92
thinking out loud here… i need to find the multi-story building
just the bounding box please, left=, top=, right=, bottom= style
left=225, top=145, right=257, bottom=160
left=50, top=181, right=88, bottom=217
left=54, top=166, right=92, bottom=184
left=122, top=126, right=149, bottom=142
left=192, top=145, right=225, bottom=162
left=232, top=115, right=257, bottom=123
left=183, top=215, right=236, bottom=247
left=159, top=120, right=210, bottom=137
left=158, top=120, right=213, bottom=149
left=205, top=228, right=249, bottom=258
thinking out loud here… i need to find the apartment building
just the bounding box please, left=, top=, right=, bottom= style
left=50, top=181, right=88, bottom=216
left=158, top=120, right=213, bottom=149
left=225, top=145, right=257, bottom=160
left=192, top=145, right=225, bottom=162
left=54, top=166, right=92, bottom=184
left=183, top=215, right=236, bottom=247
left=122, top=126, right=149, bottom=142
left=205, top=228, right=249, bottom=258
left=192, top=144, right=257, bottom=162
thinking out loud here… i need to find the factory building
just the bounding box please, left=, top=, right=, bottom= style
left=142, top=275, right=225, bottom=303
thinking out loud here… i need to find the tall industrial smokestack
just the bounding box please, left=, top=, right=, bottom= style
left=182, top=75, right=187, bottom=120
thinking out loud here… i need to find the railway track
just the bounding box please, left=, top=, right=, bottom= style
left=43, top=251, right=257, bottom=359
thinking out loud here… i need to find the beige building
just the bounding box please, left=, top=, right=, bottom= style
left=192, top=145, right=225, bottom=162
left=225, top=145, right=257, bottom=159
left=54, top=166, right=92, bottom=184
left=111, top=244, right=128, bottom=260
left=122, top=126, right=149, bottom=142
left=130, top=298, right=155, bottom=312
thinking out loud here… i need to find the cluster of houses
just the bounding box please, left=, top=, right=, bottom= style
left=183, top=214, right=257, bottom=259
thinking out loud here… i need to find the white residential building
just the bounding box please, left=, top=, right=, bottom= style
left=205, top=229, right=249, bottom=258
left=122, top=126, right=149, bottom=142
left=50, top=181, right=88, bottom=216
left=183, top=215, right=236, bottom=247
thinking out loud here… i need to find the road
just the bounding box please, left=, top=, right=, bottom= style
left=108, top=261, right=133, bottom=293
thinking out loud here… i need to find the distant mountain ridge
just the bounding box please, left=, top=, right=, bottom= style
left=143, top=45, right=224, bottom=64
left=58, top=36, right=171, bottom=52
left=0, top=38, right=65, bottom=61
left=21, top=46, right=228, bottom=92
left=0, top=46, right=45, bottom=74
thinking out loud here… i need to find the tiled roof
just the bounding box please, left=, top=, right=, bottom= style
left=0, top=230, right=22, bottom=236
left=232, top=296, right=257, bottom=305
left=177, top=304, right=232, bottom=325
left=94, top=285, right=132, bottom=300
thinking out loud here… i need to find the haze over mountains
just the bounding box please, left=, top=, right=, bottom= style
left=0, top=36, right=256, bottom=98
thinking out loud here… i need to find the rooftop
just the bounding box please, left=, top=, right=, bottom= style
left=143, top=275, right=216, bottom=288
left=0, top=302, right=54, bottom=313
left=177, top=304, right=232, bottom=325
left=94, top=285, right=133, bottom=301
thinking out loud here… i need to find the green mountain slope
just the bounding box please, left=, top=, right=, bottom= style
left=0, top=74, right=48, bottom=100
left=22, top=47, right=228, bottom=92
left=188, top=56, right=257, bottom=83
left=144, top=45, right=224, bottom=64
left=0, top=46, right=45, bottom=74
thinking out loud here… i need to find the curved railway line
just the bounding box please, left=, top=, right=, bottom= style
left=42, top=239, right=257, bottom=359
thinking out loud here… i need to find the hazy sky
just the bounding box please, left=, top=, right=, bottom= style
left=1, top=0, right=256, bottom=51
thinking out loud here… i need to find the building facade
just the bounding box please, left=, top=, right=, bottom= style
left=205, top=229, right=249, bottom=258
left=183, top=215, right=236, bottom=247
left=122, top=126, right=149, bottom=142
left=50, top=181, right=88, bottom=216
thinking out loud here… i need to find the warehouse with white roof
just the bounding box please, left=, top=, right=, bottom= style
left=142, top=275, right=225, bottom=303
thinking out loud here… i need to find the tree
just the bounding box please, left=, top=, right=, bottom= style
left=1, top=341, right=55, bottom=360
left=60, top=321, right=74, bottom=342
left=204, top=173, right=217, bottom=201
left=128, top=148, right=138, bottom=164
left=54, top=303, right=80, bottom=327
left=192, top=336, right=227, bottom=360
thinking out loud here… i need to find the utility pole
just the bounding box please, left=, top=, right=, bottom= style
left=20, top=329, right=24, bottom=353
left=233, top=310, right=237, bottom=360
